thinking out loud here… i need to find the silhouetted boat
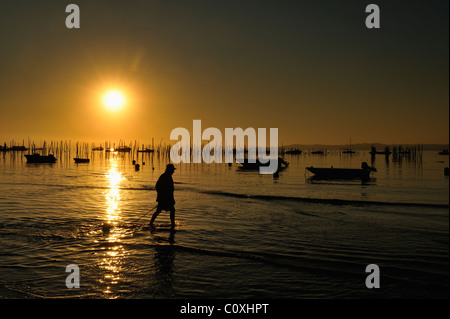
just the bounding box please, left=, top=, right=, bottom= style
left=74, top=158, right=90, bottom=163
left=342, top=138, right=355, bottom=154
left=116, top=146, right=132, bottom=152
left=284, top=148, right=302, bottom=155
left=311, top=150, right=325, bottom=155
left=92, top=146, right=104, bottom=151
left=137, top=148, right=154, bottom=153
left=106, top=146, right=131, bottom=152
left=25, top=154, right=57, bottom=163
left=306, top=162, right=376, bottom=180
left=438, top=150, right=449, bottom=155
left=239, top=157, right=289, bottom=171
left=11, top=146, right=28, bottom=151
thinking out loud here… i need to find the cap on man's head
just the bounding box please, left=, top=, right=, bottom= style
left=166, top=164, right=176, bottom=171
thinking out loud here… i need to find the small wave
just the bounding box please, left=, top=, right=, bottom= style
left=197, top=189, right=449, bottom=208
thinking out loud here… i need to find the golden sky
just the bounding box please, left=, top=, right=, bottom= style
left=0, top=1, right=448, bottom=146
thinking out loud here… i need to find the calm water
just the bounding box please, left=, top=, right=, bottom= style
left=0, top=149, right=448, bottom=298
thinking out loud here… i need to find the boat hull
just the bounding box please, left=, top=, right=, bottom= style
left=25, top=154, right=57, bottom=163
left=239, top=157, right=289, bottom=171
left=74, top=158, right=90, bottom=163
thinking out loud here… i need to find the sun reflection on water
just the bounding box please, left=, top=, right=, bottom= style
left=105, top=165, right=123, bottom=224
left=101, top=160, right=125, bottom=297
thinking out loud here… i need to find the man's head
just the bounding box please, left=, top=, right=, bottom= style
left=166, top=164, right=176, bottom=174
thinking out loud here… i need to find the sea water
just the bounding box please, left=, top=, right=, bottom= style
left=0, top=150, right=448, bottom=298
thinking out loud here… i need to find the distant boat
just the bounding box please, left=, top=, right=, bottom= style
left=11, top=146, right=28, bottom=151
left=239, top=157, right=289, bottom=171
left=74, top=142, right=90, bottom=163
left=116, top=146, right=132, bottom=152
left=342, top=138, right=355, bottom=154
left=106, top=146, right=131, bottom=152
left=74, top=158, right=90, bottom=163
left=137, top=148, right=154, bottom=153
left=284, top=148, right=302, bottom=155
left=311, top=150, right=325, bottom=155
left=92, top=146, right=104, bottom=151
left=306, top=162, right=376, bottom=180
left=25, top=154, right=57, bottom=163
left=438, top=150, right=449, bottom=155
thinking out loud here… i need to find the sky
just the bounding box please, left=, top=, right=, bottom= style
left=0, top=0, right=448, bottom=146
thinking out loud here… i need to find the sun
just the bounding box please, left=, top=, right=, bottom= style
left=103, top=90, right=126, bottom=111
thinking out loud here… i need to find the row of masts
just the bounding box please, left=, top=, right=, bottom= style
left=0, top=139, right=442, bottom=161
left=0, top=138, right=166, bottom=158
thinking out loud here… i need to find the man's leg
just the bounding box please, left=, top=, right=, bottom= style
left=170, top=207, right=176, bottom=229
left=150, top=207, right=162, bottom=226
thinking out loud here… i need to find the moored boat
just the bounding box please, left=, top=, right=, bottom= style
left=306, top=162, right=376, bottom=180
left=239, top=157, right=289, bottom=171
left=25, top=154, right=57, bottom=163
left=74, top=158, right=90, bottom=163
left=116, top=146, right=132, bottom=152
left=284, top=148, right=302, bottom=155
left=341, top=148, right=356, bottom=154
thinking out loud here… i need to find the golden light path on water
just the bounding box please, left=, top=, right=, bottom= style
left=106, top=162, right=123, bottom=224
left=101, top=157, right=125, bottom=297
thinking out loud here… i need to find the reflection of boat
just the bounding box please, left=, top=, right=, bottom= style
left=25, top=154, right=57, bottom=163
left=306, top=162, right=376, bottom=180
left=438, top=150, right=449, bottom=155
left=74, top=158, right=90, bottom=163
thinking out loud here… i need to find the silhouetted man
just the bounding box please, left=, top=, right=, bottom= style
left=150, top=164, right=176, bottom=229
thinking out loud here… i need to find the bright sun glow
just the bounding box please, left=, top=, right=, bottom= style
left=103, top=90, right=126, bottom=111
